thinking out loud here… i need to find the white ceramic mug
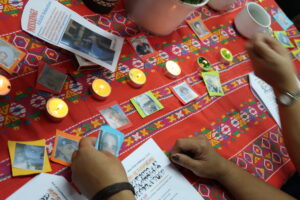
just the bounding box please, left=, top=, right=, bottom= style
left=208, top=0, right=236, bottom=11
left=234, top=2, right=272, bottom=39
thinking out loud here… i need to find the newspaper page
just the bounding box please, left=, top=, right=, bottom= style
left=122, top=139, right=204, bottom=200
left=7, top=173, right=87, bottom=200
left=21, top=0, right=124, bottom=72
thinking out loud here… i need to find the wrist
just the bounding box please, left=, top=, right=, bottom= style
left=273, top=80, right=299, bottom=96
left=107, top=190, right=135, bottom=200
left=214, top=159, right=239, bottom=183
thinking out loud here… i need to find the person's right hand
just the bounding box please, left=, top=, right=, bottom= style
left=71, top=137, right=130, bottom=199
left=246, top=34, right=298, bottom=93
left=171, top=135, right=231, bottom=180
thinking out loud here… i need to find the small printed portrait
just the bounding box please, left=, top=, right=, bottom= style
left=61, top=19, right=115, bottom=65
left=0, top=39, right=22, bottom=69
left=129, top=34, right=155, bottom=57
left=131, top=92, right=163, bottom=118
left=54, top=136, right=79, bottom=164
left=278, top=32, right=290, bottom=46
left=274, top=31, right=294, bottom=48
left=187, top=18, right=211, bottom=40
left=274, top=11, right=293, bottom=30
left=295, top=39, right=300, bottom=48
left=13, top=143, right=45, bottom=171
left=292, top=49, right=300, bottom=61
left=202, top=72, right=224, bottom=97
left=172, top=82, right=199, bottom=104
left=99, top=104, right=131, bottom=130
left=98, top=131, right=119, bottom=155
left=37, top=64, right=67, bottom=93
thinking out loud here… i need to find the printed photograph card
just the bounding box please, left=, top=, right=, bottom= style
left=8, top=139, right=52, bottom=176
left=171, top=81, right=199, bottom=104
left=98, top=101, right=132, bottom=131
left=273, top=10, right=293, bottom=31
left=131, top=91, right=164, bottom=118
left=36, top=63, right=68, bottom=94
left=202, top=71, right=224, bottom=97
left=187, top=16, right=212, bottom=41
left=294, top=39, right=300, bottom=48
left=292, top=48, right=300, bottom=61
left=273, top=31, right=295, bottom=48
left=51, top=130, right=81, bottom=166
left=0, top=38, right=25, bottom=74
left=127, top=33, right=157, bottom=61
left=95, top=125, right=125, bottom=157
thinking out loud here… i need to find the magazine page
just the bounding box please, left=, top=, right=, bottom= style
left=21, top=0, right=124, bottom=72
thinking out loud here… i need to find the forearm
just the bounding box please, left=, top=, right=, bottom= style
left=217, top=160, right=296, bottom=200
left=278, top=100, right=300, bottom=173
left=275, top=80, right=300, bottom=173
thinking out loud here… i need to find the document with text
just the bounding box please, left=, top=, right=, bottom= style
left=21, top=0, right=124, bottom=72
left=122, top=139, right=204, bottom=200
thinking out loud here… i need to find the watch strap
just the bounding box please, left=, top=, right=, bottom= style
left=92, top=182, right=135, bottom=200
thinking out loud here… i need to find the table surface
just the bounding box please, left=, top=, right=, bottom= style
left=0, top=0, right=299, bottom=199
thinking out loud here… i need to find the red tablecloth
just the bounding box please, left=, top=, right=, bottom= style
left=0, top=0, right=299, bottom=199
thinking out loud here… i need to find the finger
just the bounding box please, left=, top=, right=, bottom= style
left=172, top=138, right=203, bottom=155
left=171, top=153, right=199, bottom=172
left=252, top=34, right=278, bottom=60
left=79, top=137, right=97, bottom=149
left=71, top=150, right=79, bottom=162
left=246, top=42, right=264, bottom=64
left=263, top=35, right=288, bottom=55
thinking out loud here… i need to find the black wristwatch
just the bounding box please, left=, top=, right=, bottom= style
left=277, top=90, right=300, bottom=106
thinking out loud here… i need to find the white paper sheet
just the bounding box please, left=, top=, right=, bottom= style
left=249, top=73, right=281, bottom=127
left=122, top=139, right=204, bottom=200
left=21, top=0, right=124, bottom=72
left=7, top=173, right=86, bottom=200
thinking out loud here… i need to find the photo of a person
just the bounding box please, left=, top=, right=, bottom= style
left=61, top=20, right=115, bottom=65
left=173, top=82, right=199, bottom=104
left=13, top=143, right=45, bottom=171
left=129, top=35, right=154, bottom=57
left=277, top=32, right=291, bottom=46
left=133, top=93, right=160, bottom=116
left=98, top=131, right=118, bottom=155
left=192, top=21, right=209, bottom=37
left=0, top=40, right=21, bottom=69
left=205, top=75, right=222, bottom=94
left=54, top=136, right=79, bottom=163
left=100, top=104, right=130, bottom=129
left=37, top=64, right=67, bottom=93
left=187, top=17, right=212, bottom=40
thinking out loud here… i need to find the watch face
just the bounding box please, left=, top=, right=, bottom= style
left=278, top=94, right=292, bottom=106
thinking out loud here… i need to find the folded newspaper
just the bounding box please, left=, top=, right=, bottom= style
left=21, top=0, right=124, bottom=72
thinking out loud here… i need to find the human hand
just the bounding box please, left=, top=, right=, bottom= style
left=71, top=137, right=129, bottom=199
left=171, top=135, right=230, bottom=180
left=246, top=34, right=298, bottom=93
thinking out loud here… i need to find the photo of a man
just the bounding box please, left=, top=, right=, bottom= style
left=129, top=35, right=155, bottom=57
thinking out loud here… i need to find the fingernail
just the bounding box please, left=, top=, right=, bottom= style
left=171, top=154, right=180, bottom=162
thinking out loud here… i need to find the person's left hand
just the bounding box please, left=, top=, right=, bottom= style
left=171, top=135, right=231, bottom=180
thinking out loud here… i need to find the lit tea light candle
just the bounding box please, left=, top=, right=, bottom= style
left=197, top=57, right=211, bottom=71
left=128, top=68, right=146, bottom=88
left=0, top=75, right=11, bottom=96
left=46, top=98, right=69, bottom=122
left=91, top=79, right=111, bottom=100
left=220, top=48, right=233, bottom=64
left=164, top=60, right=181, bottom=79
